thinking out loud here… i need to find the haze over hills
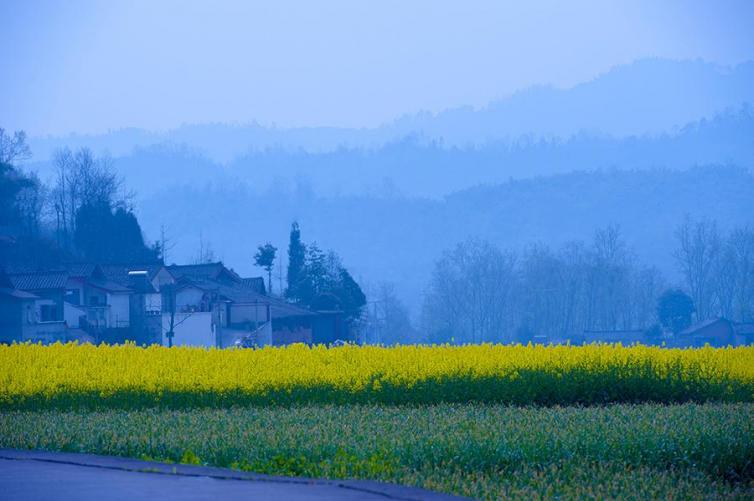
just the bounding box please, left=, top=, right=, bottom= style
left=26, top=58, right=754, bottom=163
left=24, top=104, right=754, bottom=200
left=15, top=57, right=754, bottom=316
left=138, top=165, right=754, bottom=315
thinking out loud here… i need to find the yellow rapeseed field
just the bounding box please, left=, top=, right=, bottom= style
left=1, top=342, right=752, bottom=409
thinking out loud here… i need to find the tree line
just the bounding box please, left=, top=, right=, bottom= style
left=0, top=128, right=158, bottom=265
left=420, top=222, right=754, bottom=344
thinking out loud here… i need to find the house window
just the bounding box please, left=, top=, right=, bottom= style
left=65, top=289, right=80, bottom=305
left=40, top=304, right=58, bottom=322
left=89, top=296, right=101, bottom=306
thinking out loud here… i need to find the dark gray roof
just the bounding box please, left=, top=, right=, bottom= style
left=86, top=278, right=132, bottom=293
left=175, top=276, right=220, bottom=292
left=2, top=263, right=66, bottom=274
left=269, top=300, right=316, bottom=319
left=0, top=287, right=39, bottom=300
left=172, top=267, right=313, bottom=319
left=64, top=263, right=99, bottom=278
left=126, top=272, right=158, bottom=294
left=216, top=283, right=314, bottom=318
left=240, top=277, right=266, bottom=294
left=679, top=317, right=731, bottom=336
left=168, top=263, right=240, bottom=283
left=8, top=271, right=68, bottom=291
left=100, top=264, right=168, bottom=286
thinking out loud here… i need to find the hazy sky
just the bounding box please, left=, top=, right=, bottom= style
left=2, top=0, right=754, bottom=135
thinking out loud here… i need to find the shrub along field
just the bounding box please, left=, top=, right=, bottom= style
left=1, top=343, right=753, bottom=409
left=2, top=343, right=753, bottom=499
left=1, top=403, right=752, bottom=499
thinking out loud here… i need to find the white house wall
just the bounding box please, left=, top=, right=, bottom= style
left=145, top=293, right=162, bottom=313
left=163, top=312, right=215, bottom=347
left=108, top=293, right=130, bottom=327
left=64, top=302, right=85, bottom=328
left=152, top=268, right=175, bottom=289
left=64, top=279, right=85, bottom=306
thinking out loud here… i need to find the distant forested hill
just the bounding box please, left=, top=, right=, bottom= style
left=138, top=165, right=754, bottom=315
left=24, top=106, right=754, bottom=200
left=27, top=58, right=754, bottom=163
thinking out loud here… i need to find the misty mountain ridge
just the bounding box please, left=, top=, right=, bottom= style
left=138, top=165, right=754, bottom=316
left=25, top=104, right=754, bottom=200
left=26, top=58, right=754, bottom=164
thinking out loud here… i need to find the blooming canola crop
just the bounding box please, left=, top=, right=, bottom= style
left=1, top=343, right=752, bottom=410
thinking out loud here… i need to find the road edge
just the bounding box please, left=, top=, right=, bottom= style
left=0, top=448, right=469, bottom=501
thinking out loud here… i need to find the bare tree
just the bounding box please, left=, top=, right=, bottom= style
left=588, top=225, right=634, bottom=331
left=715, top=227, right=754, bottom=322
left=15, top=170, right=46, bottom=236
left=423, top=231, right=667, bottom=344
left=159, top=224, right=177, bottom=264
left=517, top=243, right=563, bottom=340
left=194, top=231, right=215, bottom=264
left=423, top=239, right=517, bottom=344
left=367, top=283, right=417, bottom=345
left=51, top=147, right=126, bottom=246
left=631, top=266, right=667, bottom=329
left=674, top=217, right=721, bottom=321
left=0, top=128, right=31, bottom=165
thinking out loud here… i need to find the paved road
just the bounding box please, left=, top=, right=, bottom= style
left=0, top=450, right=466, bottom=501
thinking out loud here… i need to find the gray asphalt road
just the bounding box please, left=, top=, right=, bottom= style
left=0, top=450, right=467, bottom=501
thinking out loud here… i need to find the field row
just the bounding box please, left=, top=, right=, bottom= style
left=1, top=403, right=752, bottom=499
left=1, top=343, right=753, bottom=409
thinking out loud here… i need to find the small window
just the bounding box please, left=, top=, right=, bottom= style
left=89, top=296, right=100, bottom=306
left=65, top=289, right=80, bottom=305
left=40, top=304, right=58, bottom=322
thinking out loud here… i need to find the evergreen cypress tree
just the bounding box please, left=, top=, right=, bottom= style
left=285, top=221, right=306, bottom=301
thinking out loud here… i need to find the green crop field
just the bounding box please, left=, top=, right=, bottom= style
left=2, top=403, right=753, bottom=499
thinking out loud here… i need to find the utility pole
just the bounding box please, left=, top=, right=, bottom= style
left=277, top=261, right=284, bottom=297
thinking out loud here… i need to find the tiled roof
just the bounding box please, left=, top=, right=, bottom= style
left=175, top=276, right=220, bottom=292
left=215, top=284, right=266, bottom=303
left=126, top=272, right=158, bottom=294
left=2, top=263, right=66, bottom=274
left=269, top=299, right=316, bottom=319
left=679, top=317, right=730, bottom=336
left=100, top=264, right=166, bottom=285
left=0, top=287, right=39, bottom=300
left=215, top=282, right=314, bottom=318
left=168, top=262, right=240, bottom=283
left=64, top=263, right=98, bottom=278
left=240, top=277, right=266, bottom=294
left=86, top=278, right=132, bottom=293
left=8, top=271, right=68, bottom=291
left=171, top=268, right=314, bottom=320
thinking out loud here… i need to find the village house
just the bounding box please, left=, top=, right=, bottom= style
left=99, top=263, right=177, bottom=344
left=577, top=318, right=754, bottom=348
left=164, top=262, right=345, bottom=348
left=1, top=260, right=346, bottom=348
left=0, top=262, right=172, bottom=345
left=0, top=268, right=69, bottom=344
left=0, top=270, right=66, bottom=344
left=671, top=317, right=754, bottom=348
left=63, top=263, right=132, bottom=336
